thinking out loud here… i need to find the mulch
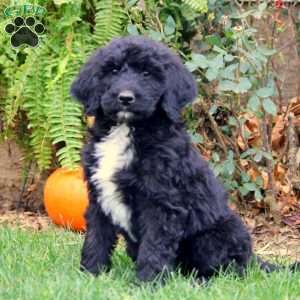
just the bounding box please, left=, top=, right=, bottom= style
left=0, top=210, right=50, bottom=231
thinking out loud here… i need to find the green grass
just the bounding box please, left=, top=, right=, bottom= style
left=1, top=226, right=300, bottom=300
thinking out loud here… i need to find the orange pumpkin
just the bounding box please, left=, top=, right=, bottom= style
left=44, top=167, right=89, bottom=231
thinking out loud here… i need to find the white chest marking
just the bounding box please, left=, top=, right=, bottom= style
left=91, top=123, right=135, bottom=240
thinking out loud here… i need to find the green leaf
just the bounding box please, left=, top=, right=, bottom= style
left=255, top=176, right=264, bottom=187
left=208, top=104, right=218, bottom=115
left=261, top=150, right=273, bottom=161
left=148, top=29, right=162, bottom=41
left=182, top=0, right=208, bottom=12
left=228, top=116, right=238, bottom=126
left=239, top=61, right=250, bottom=73
left=191, top=53, right=209, bottom=69
left=258, top=47, right=277, bottom=56
left=254, top=151, right=263, bottom=162
left=208, top=54, right=224, bottom=70
left=224, top=159, right=235, bottom=175
left=127, top=24, right=139, bottom=36
left=258, top=2, right=268, bottom=11
left=262, top=98, right=277, bottom=116
left=212, top=164, right=222, bottom=177
left=225, top=30, right=234, bottom=40
left=236, top=77, right=252, bottom=93
left=255, top=189, right=263, bottom=201
left=190, top=133, right=204, bottom=144
left=212, top=152, right=220, bottom=162
left=253, top=2, right=267, bottom=19
left=224, top=54, right=235, bottom=62
left=256, top=87, right=274, bottom=98
left=185, top=61, right=198, bottom=72
left=228, top=150, right=234, bottom=160
left=127, top=0, right=139, bottom=7
left=231, top=9, right=256, bottom=19
left=221, top=63, right=238, bottom=80
left=164, top=15, right=176, bottom=36
left=240, top=148, right=256, bottom=158
left=54, top=0, right=75, bottom=5
left=213, top=45, right=227, bottom=55
left=218, top=80, right=237, bottom=92
left=205, top=35, right=222, bottom=47
left=241, top=172, right=250, bottom=182
left=239, top=186, right=249, bottom=196
left=94, top=0, right=127, bottom=46
left=244, top=182, right=257, bottom=192
left=247, top=95, right=260, bottom=111
left=206, top=68, right=218, bottom=81
left=218, top=77, right=251, bottom=93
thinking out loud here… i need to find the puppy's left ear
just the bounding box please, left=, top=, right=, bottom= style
left=161, top=58, right=197, bottom=122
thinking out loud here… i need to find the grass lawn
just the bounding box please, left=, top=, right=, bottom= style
left=1, top=226, right=300, bottom=300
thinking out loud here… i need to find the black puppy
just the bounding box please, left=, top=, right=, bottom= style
left=71, top=36, right=296, bottom=282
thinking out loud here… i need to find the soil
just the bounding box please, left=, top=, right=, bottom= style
left=0, top=210, right=50, bottom=231
left=0, top=140, right=45, bottom=213
left=0, top=140, right=24, bottom=211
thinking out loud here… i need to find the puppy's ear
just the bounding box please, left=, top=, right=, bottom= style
left=70, top=51, right=104, bottom=115
left=161, top=59, right=197, bottom=122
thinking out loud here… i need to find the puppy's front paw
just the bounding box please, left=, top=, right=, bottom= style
left=80, top=258, right=109, bottom=276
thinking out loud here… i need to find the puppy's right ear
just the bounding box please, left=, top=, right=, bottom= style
left=71, top=51, right=104, bottom=115
left=161, top=57, right=197, bottom=123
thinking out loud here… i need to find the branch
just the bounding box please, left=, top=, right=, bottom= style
left=261, top=114, right=280, bottom=223
left=199, top=101, right=228, bottom=156
left=287, top=112, right=300, bottom=190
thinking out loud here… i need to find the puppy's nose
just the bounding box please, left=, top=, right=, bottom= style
left=118, top=90, right=135, bottom=106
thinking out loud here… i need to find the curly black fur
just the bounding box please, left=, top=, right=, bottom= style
left=71, top=36, right=298, bottom=282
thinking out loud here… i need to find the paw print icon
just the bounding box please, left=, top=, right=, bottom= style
left=5, top=16, right=45, bottom=48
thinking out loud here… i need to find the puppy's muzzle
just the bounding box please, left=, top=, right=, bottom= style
left=118, top=90, right=135, bottom=107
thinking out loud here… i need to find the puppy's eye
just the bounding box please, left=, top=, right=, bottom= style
left=112, top=68, right=120, bottom=74
left=143, top=71, right=150, bottom=77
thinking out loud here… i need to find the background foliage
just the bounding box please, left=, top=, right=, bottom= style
left=0, top=0, right=299, bottom=218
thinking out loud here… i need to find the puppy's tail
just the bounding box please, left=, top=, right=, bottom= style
left=254, top=255, right=300, bottom=273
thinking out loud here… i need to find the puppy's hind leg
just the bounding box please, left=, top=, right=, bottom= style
left=178, top=214, right=253, bottom=279
left=136, top=208, right=187, bottom=282
left=81, top=202, right=117, bottom=276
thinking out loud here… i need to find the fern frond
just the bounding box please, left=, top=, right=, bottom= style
left=47, top=51, right=84, bottom=170
left=143, top=0, right=158, bottom=29
left=3, top=52, right=38, bottom=131
left=182, top=0, right=208, bottom=13
left=22, top=46, right=53, bottom=170
left=94, top=0, right=127, bottom=46
left=144, top=0, right=156, bottom=11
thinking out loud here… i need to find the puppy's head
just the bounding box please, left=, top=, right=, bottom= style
left=71, top=36, right=197, bottom=123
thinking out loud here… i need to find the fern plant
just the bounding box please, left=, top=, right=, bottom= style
left=182, top=0, right=208, bottom=13
left=47, top=52, right=85, bottom=169
left=0, top=1, right=92, bottom=170
left=0, top=0, right=208, bottom=171
left=22, top=46, right=53, bottom=169
left=94, top=0, right=127, bottom=46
